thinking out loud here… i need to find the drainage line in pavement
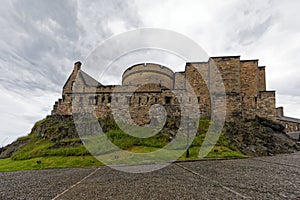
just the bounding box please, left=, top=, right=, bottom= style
left=175, top=163, right=251, bottom=199
left=52, top=167, right=101, bottom=200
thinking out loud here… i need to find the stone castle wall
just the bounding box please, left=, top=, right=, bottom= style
left=51, top=56, right=300, bottom=134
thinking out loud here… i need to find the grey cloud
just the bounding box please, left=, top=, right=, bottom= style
left=238, top=16, right=273, bottom=45
left=14, top=0, right=79, bottom=39
left=2, top=0, right=299, bottom=146
left=0, top=0, right=81, bottom=93
left=0, top=0, right=142, bottom=145
left=0, top=0, right=141, bottom=94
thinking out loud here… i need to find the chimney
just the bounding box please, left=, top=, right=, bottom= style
left=74, top=61, right=82, bottom=71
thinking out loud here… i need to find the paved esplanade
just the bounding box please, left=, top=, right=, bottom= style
left=1, top=153, right=299, bottom=199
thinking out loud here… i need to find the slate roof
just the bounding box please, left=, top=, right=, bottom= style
left=79, top=71, right=102, bottom=87
left=276, top=116, right=300, bottom=123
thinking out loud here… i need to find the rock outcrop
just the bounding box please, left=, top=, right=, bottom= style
left=224, top=116, right=300, bottom=156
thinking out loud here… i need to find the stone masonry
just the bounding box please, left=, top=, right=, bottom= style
left=51, top=56, right=300, bottom=133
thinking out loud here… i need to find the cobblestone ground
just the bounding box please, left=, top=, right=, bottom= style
left=0, top=152, right=299, bottom=200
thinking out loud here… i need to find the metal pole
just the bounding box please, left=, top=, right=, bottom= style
left=186, top=117, right=190, bottom=158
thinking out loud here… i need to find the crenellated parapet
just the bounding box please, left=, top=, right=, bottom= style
left=51, top=56, right=300, bottom=134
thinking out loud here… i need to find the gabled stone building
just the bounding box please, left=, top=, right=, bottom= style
left=51, top=56, right=300, bottom=134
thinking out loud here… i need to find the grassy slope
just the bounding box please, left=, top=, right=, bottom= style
left=0, top=117, right=246, bottom=172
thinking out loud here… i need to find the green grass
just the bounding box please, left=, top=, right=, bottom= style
left=11, top=138, right=90, bottom=160
left=0, top=156, right=103, bottom=172
left=205, top=146, right=247, bottom=158
left=0, top=117, right=246, bottom=172
left=15, top=134, right=34, bottom=141
left=106, top=129, right=170, bottom=149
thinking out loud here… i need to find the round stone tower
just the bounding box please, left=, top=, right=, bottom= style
left=122, top=63, right=175, bottom=89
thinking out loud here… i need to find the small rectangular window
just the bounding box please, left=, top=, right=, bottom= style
left=126, top=96, right=131, bottom=104
left=88, top=97, right=92, bottom=105
left=95, top=96, right=98, bottom=105
left=165, top=96, right=172, bottom=104
left=89, top=96, right=96, bottom=105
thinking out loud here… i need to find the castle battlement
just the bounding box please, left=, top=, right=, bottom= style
left=51, top=56, right=300, bottom=134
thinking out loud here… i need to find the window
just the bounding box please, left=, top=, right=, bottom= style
left=285, top=124, right=288, bottom=129
left=126, top=96, right=131, bottom=104
left=70, top=97, right=74, bottom=106
left=296, top=126, right=298, bottom=131
left=138, top=97, right=141, bottom=104
left=95, top=96, right=98, bottom=105
left=108, top=96, right=112, bottom=103
left=253, top=97, right=258, bottom=108
left=154, top=97, right=158, bottom=103
left=89, top=96, right=96, bottom=105
left=197, top=97, right=200, bottom=103
left=146, top=96, right=149, bottom=103
left=102, top=96, right=105, bottom=103
left=165, top=96, right=172, bottom=104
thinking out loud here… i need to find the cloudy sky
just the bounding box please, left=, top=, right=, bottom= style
left=0, top=0, right=300, bottom=145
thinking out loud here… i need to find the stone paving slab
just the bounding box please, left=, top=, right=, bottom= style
left=0, top=153, right=299, bottom=199
left=0, top=167, right=97, bottom=200
left=178, top=156, right=300, bottom=199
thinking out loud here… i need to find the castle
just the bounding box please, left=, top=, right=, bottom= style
left=51, top=56, right=300, bottom=135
